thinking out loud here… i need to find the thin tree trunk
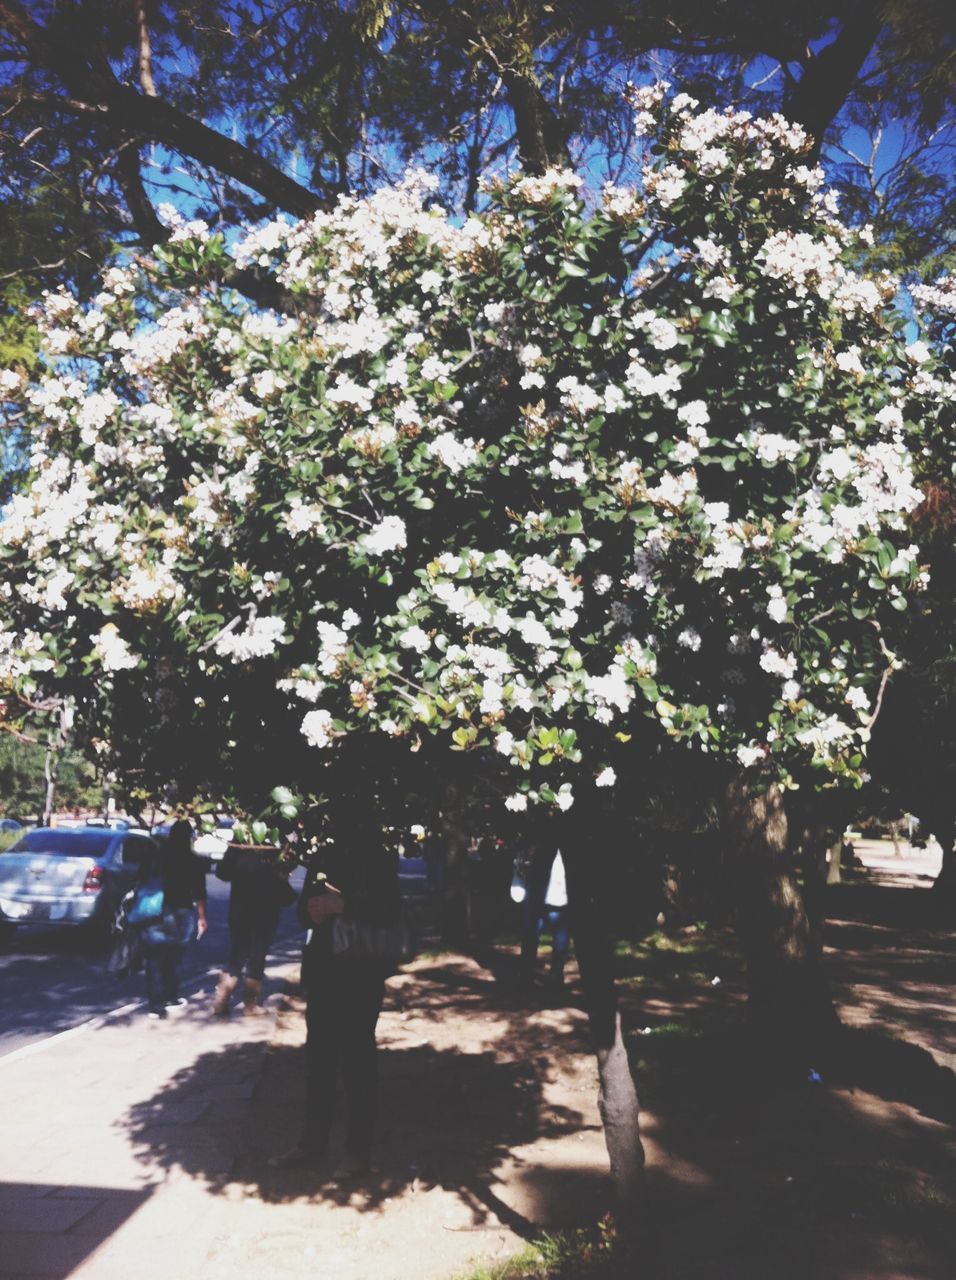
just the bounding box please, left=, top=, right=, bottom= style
left=562, top=816, right=644, bottom=1213
left=41, top=700, right=72, bottom=827
left=826, top=837, right=843, bottom=886
left=42, top=738, right=57, bottom=828
left=722, top=776, right=837, bottom=1063
left=890, top=819, right=902, bottom=857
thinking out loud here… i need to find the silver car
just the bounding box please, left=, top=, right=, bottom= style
left=0, top=827, right=159, bottom=943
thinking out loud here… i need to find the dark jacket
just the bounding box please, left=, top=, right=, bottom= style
left=297, top=840, right=402, bottom=936
left=217, top=844, right=296, bottom=919
left=162, top=847, right=207, bottom=911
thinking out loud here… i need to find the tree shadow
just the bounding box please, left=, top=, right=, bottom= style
left=620, top=1013, right=956, bottom=1279
left=114, top=881, right=956, bottom=1280
left=119, top=1001, right=609, bottom=1239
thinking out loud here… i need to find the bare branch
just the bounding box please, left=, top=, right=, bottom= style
left=0, top=85, right=106, bottom=115
left=865, top=620, right=897, bottom=732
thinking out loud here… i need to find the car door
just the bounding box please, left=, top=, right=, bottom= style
left=114, top=835, right=158, bottom=895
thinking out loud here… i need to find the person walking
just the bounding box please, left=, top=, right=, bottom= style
left=212, top=842, right=295, bottom=1016
left=140, top=819, right=208, bottom=1019
left=519, top=843, right=570, bottom=994
left=271, top=803, right=403, bottom=1176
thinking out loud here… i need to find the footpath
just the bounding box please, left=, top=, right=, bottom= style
left=0, top=945, right=605, bottom=1280
left=2, top=848, right=955, bottom=1280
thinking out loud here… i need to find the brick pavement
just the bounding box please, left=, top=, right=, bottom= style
left=0, top=969, right=277, bottom=1280
left=0, top=957, right=525, bottom=1280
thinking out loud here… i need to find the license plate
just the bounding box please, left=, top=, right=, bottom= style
left=1, top=900, right=48, bottom=921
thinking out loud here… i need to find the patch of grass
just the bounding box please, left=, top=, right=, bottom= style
left=412, top=946, right=456, bottom=962
left=454, top=1221, right=626, bottom=1280
left=0, top=830, right=21, bottom=853
left=613, top=926, right=742, bottom=989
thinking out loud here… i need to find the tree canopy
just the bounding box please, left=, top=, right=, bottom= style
left=1, top=0, right=953, bottom=315
left=1, top=87, right=951, bottom=827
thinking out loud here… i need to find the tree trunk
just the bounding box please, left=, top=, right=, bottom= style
left=502, top=69, right=569, bottom=174
left=562, top=817, right=644, bottom=1214
left=41, top=700, right=72, bottom=827
left=722, top=777, right=837, bottom=1064
left=890, top=819, right=903, bottom=857
left=826, top=837, right=843, bottom=886
left=42, top=738, right=57, bottom=828
left=932, top=827, right=956, bottom=899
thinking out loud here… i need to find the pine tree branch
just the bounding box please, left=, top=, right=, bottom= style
left=0, top=0, right=327, bottom=217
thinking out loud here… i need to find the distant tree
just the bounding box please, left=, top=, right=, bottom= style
left=868, top=276, right=956, bottom=895
left=0, top=729, right=100, bottom=820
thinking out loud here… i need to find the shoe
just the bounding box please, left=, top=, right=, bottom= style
left=165, top=997, right=188, bottom=1009
left=268, top=1145, right=326, bottom=1170
left=211, top=972, right=238, bottom=1017
left=242, top=976, right=264, bottom=1016
left=147, top=1008, right=167, bottom=1021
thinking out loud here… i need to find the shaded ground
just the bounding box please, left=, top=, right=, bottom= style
left=117, top=864, right=955, bottom=1280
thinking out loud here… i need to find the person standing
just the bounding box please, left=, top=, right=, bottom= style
left=212, top=843, right=295, bottom=1016
left=141, top=819, right=208, bottom=1019
left=519, top=843, right=570, bottom=993
left=271, top=804, right=402, bottom=1175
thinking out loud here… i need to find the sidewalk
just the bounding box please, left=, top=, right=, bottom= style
left=0, top=950, right=575, bottom=1280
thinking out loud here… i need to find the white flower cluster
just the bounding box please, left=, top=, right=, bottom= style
left=427, top=432, right=481, bottom=473
left=362, top=516, right=407, bottom=556
left=93, top=624, right=139, bottom=673
left=511, top=169, right=583, bottom=204
left=214, top=616, right=288, bottom=662
left=0, top=91, right=939, bottom=808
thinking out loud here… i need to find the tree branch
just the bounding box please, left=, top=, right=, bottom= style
left=114, top=139, right=168, bottom=246
left=0, top=0, right=327, bottom=217
left=784, top=5, right=885, bottom=151
left=0, top=85, right=106, bottom=115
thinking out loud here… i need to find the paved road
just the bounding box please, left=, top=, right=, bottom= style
left=0, top=868, right=308, bottom=1059
left=0, top=858, right=429, bottom=1059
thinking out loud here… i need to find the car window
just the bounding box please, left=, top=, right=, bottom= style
left=8, top=830, right=113, bottom=857
left=120, top=836, right=157, bottom=867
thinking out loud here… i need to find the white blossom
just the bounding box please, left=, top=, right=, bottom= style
left=363, top=516, right=407, bottom=556
left=214, top=615, right=288, bottom=662
left=93, top=624, right=138, bottom=672
left=301, top=708, right=335, bottom=749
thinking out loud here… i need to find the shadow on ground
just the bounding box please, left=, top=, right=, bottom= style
left=120, top=961, right=606, bottom=1241
left=0, top=1182, right=153, bottom=1280
left=118, top=873, right=956, bottom=1280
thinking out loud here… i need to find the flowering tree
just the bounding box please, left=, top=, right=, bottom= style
left=1, top=85, right=950, bottom=1200
left=867, top=275, right=956, bottom=897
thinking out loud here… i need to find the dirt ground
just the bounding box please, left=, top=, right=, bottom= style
left=133, top=860, right=956, bottom=1280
